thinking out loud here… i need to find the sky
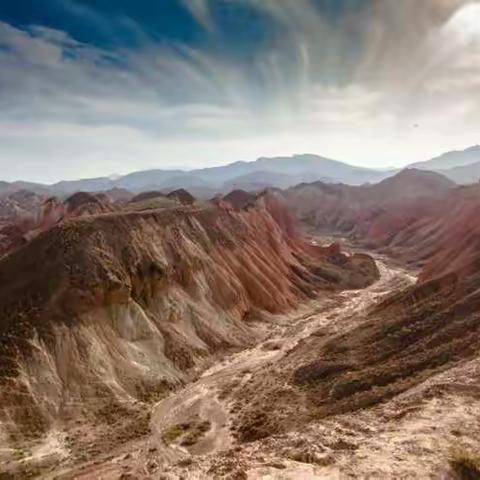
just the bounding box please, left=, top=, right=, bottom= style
left=0, top=0, right=479, bottom=183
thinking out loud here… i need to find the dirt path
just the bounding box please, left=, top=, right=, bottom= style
left=150, top=259, right=416, bottom=460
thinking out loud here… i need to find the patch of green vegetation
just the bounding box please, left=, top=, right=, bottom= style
left=136, top=380, right=171, bottom=404
left=162, top=419, right=212, bottom=446
left=12, top=447, right=30, bottom=460
left=162, top=423, right=191, bottom=444
left=180, top=420, right=211, bottom=446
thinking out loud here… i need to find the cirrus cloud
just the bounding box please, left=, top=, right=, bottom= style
left=0, top=0, right=478, bottom=182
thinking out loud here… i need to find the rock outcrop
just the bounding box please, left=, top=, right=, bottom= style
left=222, top=189, right=256, bottom=209
left=167, top=188, right=196, bottom=205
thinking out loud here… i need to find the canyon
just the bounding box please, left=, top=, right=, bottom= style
left=0, top=168, right=479, bottom=479
left=1, top=0, right=480, bottom=477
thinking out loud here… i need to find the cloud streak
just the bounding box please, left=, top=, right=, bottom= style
left=0, top=0, right=478, bottom=182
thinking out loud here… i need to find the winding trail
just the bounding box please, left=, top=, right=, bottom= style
left=151, top=258, right=416, bottom=460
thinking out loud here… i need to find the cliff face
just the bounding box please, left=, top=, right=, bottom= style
left=0, top=198, right=378, bottom=444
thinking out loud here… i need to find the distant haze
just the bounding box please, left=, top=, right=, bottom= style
left=0, top=0, right=479, bottom=182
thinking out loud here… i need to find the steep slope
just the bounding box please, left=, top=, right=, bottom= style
left=351, top=183, right=480, bottom=272
left=0, top=198, right=378, bottom=465
left=410, top=185, right=480, bottom=282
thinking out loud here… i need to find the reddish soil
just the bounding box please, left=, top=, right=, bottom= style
left=0, top=193, right=379, bottom=478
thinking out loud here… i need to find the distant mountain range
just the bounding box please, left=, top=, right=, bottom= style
left=437, top=161, right=480, bottom=184
left=1, top=147, right=479, bottom=197
left=410, top=145, right=480, bottom=183
left=410, top=145, right=480, bottom=170
left=0, top=154, right=392, bottom=197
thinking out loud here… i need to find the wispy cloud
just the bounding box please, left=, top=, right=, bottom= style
left=182, top=0, right=214, bottom=31
left=0, top=0, right=478, bottom=182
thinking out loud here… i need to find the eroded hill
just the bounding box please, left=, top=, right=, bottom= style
left=0, top=194, right=378, bottom=477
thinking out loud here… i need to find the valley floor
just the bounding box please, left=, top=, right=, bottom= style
left=6, top=248, right=480, bottom=479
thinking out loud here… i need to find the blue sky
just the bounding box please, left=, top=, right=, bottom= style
left=0, top=0, right=479, bottom=182
left=0, top=1, right=358, bottom=50
left=1, top=1, right=209, bottom=51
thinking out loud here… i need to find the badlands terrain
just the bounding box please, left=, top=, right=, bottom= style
left=0, top=169, right=480, bottom=479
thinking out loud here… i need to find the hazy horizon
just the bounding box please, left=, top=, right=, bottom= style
left=1, top=0, right=479, bottom=183
left=1, top=146, right=479, bottom=186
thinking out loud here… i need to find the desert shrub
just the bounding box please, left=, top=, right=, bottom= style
left=236, top=411, right=278, bottom=443
left=163, top=419, right=211, bottom=446
left=180, top=420, right=211, bottom=446
left=293, top=361, right=353, bottom=385
left=162, top=423, right=191, bottom=443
